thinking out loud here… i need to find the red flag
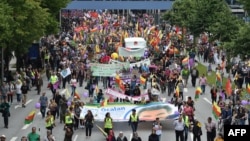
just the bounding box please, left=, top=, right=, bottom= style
left=225, top=78, right=232, bottom=96
left=90, top=12, right=98, bottom=18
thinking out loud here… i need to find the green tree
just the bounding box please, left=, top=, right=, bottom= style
left=5, top=0, right=50, bottom=70
left=239, top=0, right=250, bottom=14
left=39, top=0, right=70, bottom=35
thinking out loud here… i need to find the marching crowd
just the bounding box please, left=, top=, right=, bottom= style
left=0, top=10, right=250, bottom=141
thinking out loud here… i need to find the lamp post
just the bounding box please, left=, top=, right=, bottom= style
left=1, top=47, right=4, bottom=84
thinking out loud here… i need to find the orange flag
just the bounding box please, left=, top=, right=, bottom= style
left=225, top=78, right=232, bottom=96
left=247, top=84, right=250, bottom=94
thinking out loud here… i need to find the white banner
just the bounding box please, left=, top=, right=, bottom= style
left=110, top=59, right=151, bottom=68
left=118, top=47, right=145, bottom=57
left=80, top=102, right=179, bottom=122
left=105, top=88, right=149, bottom=101
left=60, top=68, right=71, bottom=78
left=90, top=63, right=126, bottom=76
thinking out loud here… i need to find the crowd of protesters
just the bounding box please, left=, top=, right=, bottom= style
left=1, top=10, right=250, bottom=141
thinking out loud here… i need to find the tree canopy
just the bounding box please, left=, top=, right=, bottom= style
left=0, top=0, right=70, bottom=70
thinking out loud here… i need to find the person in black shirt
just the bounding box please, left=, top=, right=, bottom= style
left=54, top=92, right=62, bottom=119
left=21, top=81, right=29, bottom=108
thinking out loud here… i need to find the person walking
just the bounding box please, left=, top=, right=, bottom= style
left=65, top=109, right=74, bottom=131
left=148, top=129, right=159, bottom=141
left=173, top=116, right=185, bottom=141
left=106, top=130, right=116, bottom=141
left=131, top=132, right=142, bottom=141
left=0, top=98, right=10, bottom=128
left=104, top=112, right=113, bottom=136
left=116, top=131, right=128, bottom=141
left=21, top=81, right=29, bottom=108
left=70, top=75, right=77, bottom=96
left=64, top=126, right=73, bottom=141
left=43, top=130, right=55, bottom=141
left=49, top=72, right=58, bottom=97
left=39, top=92, right=48, bottom=118
left=205, top=117, right=216, bottom=141
left=190, top=66, right=199, bottom=87
left=36, top=74, right=43, bottom=95
left=0, top=82, right=8, bottom=103
left=84, top=110, right=94, bottom=138
left=73, top=103, right=81, bottom=130
left=27, top=127, right=40, bottom=141
left=192, top=119, right=202, bottom=141
left=182, top=112, right=190, bottom=141
left=45, top=111, right=55, bottom=134
left=59, top=95, right=68, bottom=123
left=15, top=79, right=22, bottom=105
left=6, top=82, right=15, bottom=104
left=210, top=85, right=218, bottom=104
left=152, top=118, right=162, bottom=141
left=199, top=74, right=207, bottom=95
left=129, top=109, right=139, bottom=133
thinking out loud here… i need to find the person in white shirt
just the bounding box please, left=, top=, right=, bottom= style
left=173, top=116, right=185, bottom=141
left=152, top=118, right=162, bottom=141
left=15, top=79, right=22, bottom=105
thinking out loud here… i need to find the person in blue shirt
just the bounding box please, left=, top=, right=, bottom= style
left=221, top=105, right=232, bottom=125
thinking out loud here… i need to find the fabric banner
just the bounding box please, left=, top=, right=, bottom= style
left=90, top=63, right=126, bottom=76
left=80, top=102, right=179, bottom=122
left=118, top=47, right=145, bottom=57
left=110, top=58, right=151, bottom=68
left=60, top=68, right=71, bottom=78
left=105, top=88, right=149, bottom=101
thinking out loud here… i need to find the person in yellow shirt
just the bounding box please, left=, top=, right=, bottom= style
left=214, top=133, right=224, bottom=141
left=104, top=112, right=113, bottom=136
left=45, top=111, right=55, bottom=134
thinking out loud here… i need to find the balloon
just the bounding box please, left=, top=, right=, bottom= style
left=83, top=92, right=89, bottom=98
left=92, top=85, right=96, bottom=89
left=35, top=103, right=40, bottom=109
left=111, top=52, right=119, bottom=59
left=241, top=100, right=248, bottom=105
left=67, top=101, right=71, bottom=106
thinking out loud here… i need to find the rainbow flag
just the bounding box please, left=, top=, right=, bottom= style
left=212, top=102, right=221, bottom=120
left=195, top=86, right=202, bottom=100
left=140, top=76, right=146, bottom=84
left=25, top=110, right=36, bottom=124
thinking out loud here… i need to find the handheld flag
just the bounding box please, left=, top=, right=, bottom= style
left=74, top=91, right=81, bottom=100
left=225, top=78, right=232, bottom=96
left=182, top=57, right=189, bottom=66
left=101, top=99, right=108, bottom=107
left=216, top=72, right=221, bottom=82
left=25, top=110, right=36, bottom=124
left=175, top=86, right=180, bottom=97
left=212, top=102, right=221, bottom=120
left=140, top=76, right=146, bottom=85
left=195, top=86, right=202, bottom=100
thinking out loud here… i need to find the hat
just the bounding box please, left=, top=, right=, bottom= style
left=132, top=109, right=136, bottom=112
left=119, top=131, right=123, bottom=134
left=0, top=135, right=6, bottom=138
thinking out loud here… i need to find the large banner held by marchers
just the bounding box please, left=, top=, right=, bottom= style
left=80, top=102, right=179, bottom=122
left=90, top=63, right=128, bottom=76
left=105, top=88, right=149, bottom=101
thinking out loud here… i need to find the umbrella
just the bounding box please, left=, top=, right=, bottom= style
left=95, top=124, right=108, bottom=137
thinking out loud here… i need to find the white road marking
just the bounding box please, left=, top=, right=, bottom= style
left=10, top=137, right=18, bottom=141
left=203, top=97, right=212, bottom=104
left=73, top=135, right=78, bottom=141
left=14, top=105, right=22, bottom=109
left=129, top=133, right=132, bottom=141
left=22, top=123, right=32, bottom=130
left=185, top=96, right=188, bottom=101
left=190, top=132, right=194, bottom=141
left=25, top=99, right=33, bottom=105
left=15, top=99, right=33, bottom=109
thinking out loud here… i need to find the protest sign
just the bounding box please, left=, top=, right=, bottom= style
left=90, top=63, right=126, bottom=76
left=60, top=68, right=71, bottom=78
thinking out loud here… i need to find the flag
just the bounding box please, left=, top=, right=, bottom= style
left=25, top=110, right=36, bottom=124
left=182, top=57, right=189, bottom=66
left=195, top=86, right=202, bottom=100
left=53, top=81, right=60, bottom=90
left=247, top=84, right=250, bottom=94
left=175, top=85, right=179, bottom=97
left=90, top=12, right=98, bottom=18
left=140, top=76, right=146, bottom=84
left=119, top=80, right=125, bottom=91
left=115, top=75, right=121, bottom=84
left=74, top=91, right=81, bottom=100
left=216, top=72, right=221, bottom=82
left=225, top=78, right=232, bottom=96
left=101, top=99, right=108, bottom=107
left=212, top=102, right=221, bottom=120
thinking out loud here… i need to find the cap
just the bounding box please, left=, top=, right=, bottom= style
left=132, top=109, right=136, bottom=112
left=119, top=131, right=123, bottom=134
left=0, top=135, right=6, bottom=138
